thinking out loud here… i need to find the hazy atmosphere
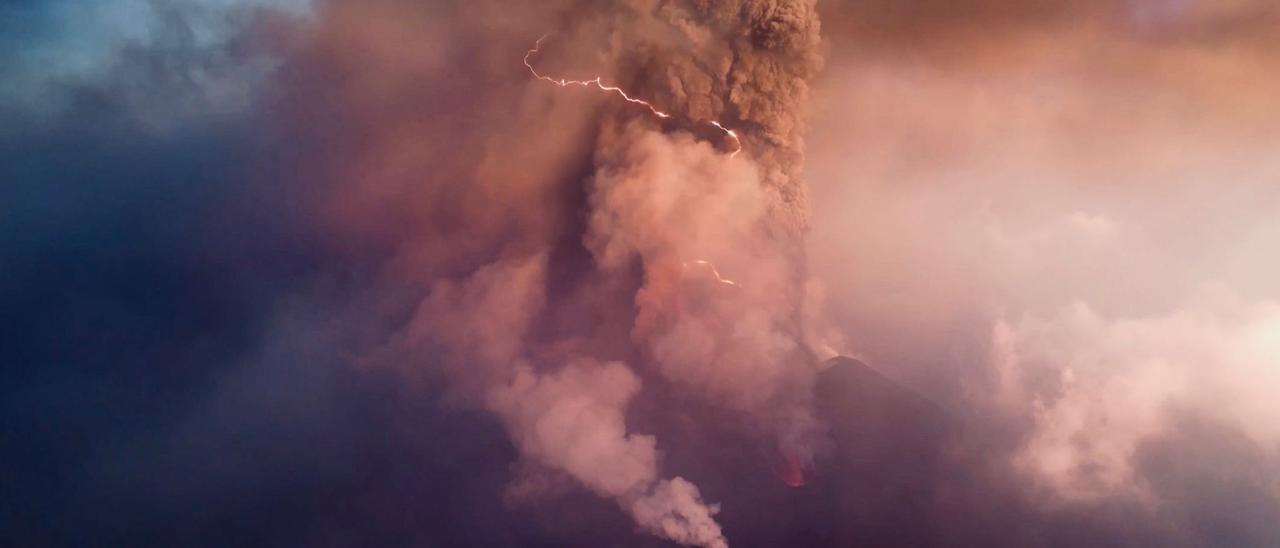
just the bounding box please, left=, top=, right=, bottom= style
left=3, top=1, right=1277, bottom=546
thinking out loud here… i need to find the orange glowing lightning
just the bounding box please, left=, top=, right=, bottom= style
left=684, top=260, right=742, bottom=289
left=524, top=35, right=742, bottom=159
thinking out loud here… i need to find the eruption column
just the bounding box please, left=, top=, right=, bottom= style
left=524, top=36, right=742, bottom=158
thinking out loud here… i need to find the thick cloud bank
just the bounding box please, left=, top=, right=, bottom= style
left=808, top=0, right=1280, bottom=544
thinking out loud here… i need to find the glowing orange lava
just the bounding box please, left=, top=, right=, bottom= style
left=773, top=453, right=810, bottom=488
left=524, top=35, right=742, bottom=158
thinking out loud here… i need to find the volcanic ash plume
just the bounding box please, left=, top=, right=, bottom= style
left=386, top=1, right=826, bottom=546
left=583, top=0, right=828, bottom=471
left=622, top=0, right=824, bottom=237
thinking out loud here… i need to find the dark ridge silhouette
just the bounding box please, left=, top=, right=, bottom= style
left=807, top=356, right=953, bottom=546
left=816, top=356, right=951, bottom=452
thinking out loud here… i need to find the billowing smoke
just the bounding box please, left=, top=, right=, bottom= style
left=354, top=1, right=827, bottom=545
left=488, top=359, right=726, bottom=548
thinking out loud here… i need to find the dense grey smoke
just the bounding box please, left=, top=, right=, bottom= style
left=626, top=0, right=824, bottom=236
left=377, top=1, right=828, bottom=546
left=579, top=0, right=831, bottom=470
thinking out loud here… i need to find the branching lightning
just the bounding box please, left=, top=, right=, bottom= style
left=524, top=35, right=742, bottom=159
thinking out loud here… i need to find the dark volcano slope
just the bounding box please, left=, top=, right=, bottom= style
left=638, top=356, right=954, bottom=547
left=805, top=356, right=954, bottom=547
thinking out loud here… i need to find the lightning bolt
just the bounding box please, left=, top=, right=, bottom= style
left=524, top=35, right=742, bottom=159
left=684, top=260, right=742, bottom=289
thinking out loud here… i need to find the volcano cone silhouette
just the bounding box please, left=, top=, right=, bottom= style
left=806, top=356, right=952, bottom=546
left=817, top=356, right=950, bottom=458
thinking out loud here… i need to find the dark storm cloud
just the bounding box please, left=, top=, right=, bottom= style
left=0, top=4, right=477, bottom=546
left=1, top=20, right=298, bottom=548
